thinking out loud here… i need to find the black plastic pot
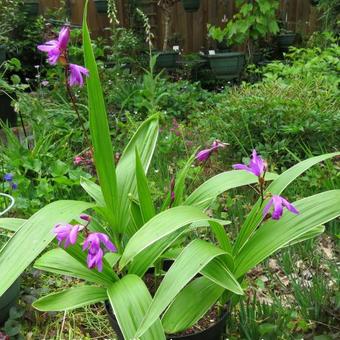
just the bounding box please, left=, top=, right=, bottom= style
left=181, top=0, right=201, bottom=12
left=94, top=0, right=108, bottom=14
left=203, top=52, right=245, bottom=81
left=23, top=0, right=39, bottom=15
left=0, top=94, right=17, bottom=127
left=252, top=51, right=263, bottom=65
left=277, top=33, right=296, bottom=50
left=0, top=279, right=20, bottom=325
left=105, top=302, right=228, bottom=340
left=0, top=45, right=6, bottom=64
left=156, top=51, right=179, bottom=70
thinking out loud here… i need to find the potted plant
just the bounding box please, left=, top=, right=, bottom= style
left=23, top=0, right=39, bottom=15
left=181, top=0, right=201, bottom=12
left=94, top=0, right=108, bottom=14
left=0, top=3, right=339, bottom=339
left=277, top=28, right=297, bottom=51
left=206, top=0, right=279, bottom=79
left=0, top=192, right=20, bottom=326
left=155, top=1, right=180, bottom=70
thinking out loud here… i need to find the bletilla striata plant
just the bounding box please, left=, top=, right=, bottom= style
left=0, top=1, right=339, bottom=339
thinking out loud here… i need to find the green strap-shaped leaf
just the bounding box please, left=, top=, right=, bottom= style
left=128, top=229, right=187, bottom=277
left=135, top=239, right=231, bottom=337
left=173, top=151, right=198, bottom=207
left=116, top=115, right=159, bottom=232
left=107, top=275, right=166, bottom=340
left=200, top=257, right=241, bottom=293
left=83, top=0, right=118, bottom=229
left=80, top=177, right=105, bottom=207
left=34, top=248, right=116, bottom=286
left=135, top=148, right=155, bottom=223
left=119, top=206, right=220, bottom=269
left=234, top=190, right=340, bottom=278
left=130, top=199, right=144, bottom=234
left=185, top=171, right=278, bottom=210
left=33, top=285, right=107, bottom=311
left=234, top=152, right=340, bottom=255
left=285, top=225, right=325, bottom=247
left=0, top=200, right=93, bottom=296
left=0, top=218, right=26, bottom=232
left=209, top=221, right=233, bottom=254
left=162, top=277, right=224, bottom=334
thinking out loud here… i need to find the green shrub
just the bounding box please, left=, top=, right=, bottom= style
left=190, top=45, right=340, bottom=170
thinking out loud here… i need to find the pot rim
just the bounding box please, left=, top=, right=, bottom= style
left=203, top=52, right=245, bottom=59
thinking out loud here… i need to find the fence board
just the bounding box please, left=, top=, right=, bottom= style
left=38, top=0, right=320, bottom=52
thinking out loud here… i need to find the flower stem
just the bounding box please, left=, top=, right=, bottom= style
left=64, top=66, right=91, bottom=148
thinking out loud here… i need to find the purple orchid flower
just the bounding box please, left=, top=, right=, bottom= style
left=54, top=223, right=82, bottom=248
left=82, top=232, right=116, bottom=271
left=263, top=195, right=299, bottom=220
left=233, top=149, right=267, bottom=177
left=68, top=64, right=89, bottom=87
left=87, top=248, right=104, bottom=272
left=196, top=140, right=228, bottom=162
left=37, top=26, right=70, bottom=65
left=83, top=232, right=116, bottom=253
left=3, top=173, right=13, bottom=182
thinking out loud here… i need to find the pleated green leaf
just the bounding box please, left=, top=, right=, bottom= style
left=234, top=190, right=340, bottom=278
left=185, top=171, right=278, bottom=210
left=0, top=218, right=26, bottom=232
left=234, top=152, right=340, bottom=255
left=119, top=206, right=219, bottom=269
left=200, top=257, right=241, bottom=294
left=135, top=148, right=155, bottom=223
left=116, top=115, right=159, bottom=232
left=33, top=286, right=107, bottom=311
left=173, top=151, right=198, bottom=206
left=80, top=177, right=105, bottom=207
left=128, top=229, right=187, bottom=277
left=162, top=277, right=224, bottom=334
left=107, top=275, right=166, bottom=340
left=130, top=199, right=144, bottom=233
left=286, top=225, right=325, bottom=247
left=135, top=239, right=228, bottom=337
left=0, top=200, right=93, bottom=296
left=209, top=220, right=233, bottom=254
left=34, top=248, right=115, bottom=286
left=83, top=1, right=118, bottom=228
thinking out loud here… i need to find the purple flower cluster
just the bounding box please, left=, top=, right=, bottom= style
left=233, top=150, right=299, bottom=221
left=3, top=173, right=18, bottom=190
left=38, top=26, right=89, bottom=87
left=54, top=215, right=116, bottom=272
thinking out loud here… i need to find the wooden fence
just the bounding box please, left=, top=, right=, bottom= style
left=38, top=0, right=320, bottom=52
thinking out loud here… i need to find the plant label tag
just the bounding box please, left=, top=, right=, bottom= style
left=209, top=50, right=216, bottom=55
left=173, top=45, right=180, bottom=52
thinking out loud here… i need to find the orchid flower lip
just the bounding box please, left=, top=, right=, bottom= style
left=82, top=232, right=117, bottom=272
left=68, top=64, right=89, bottom=87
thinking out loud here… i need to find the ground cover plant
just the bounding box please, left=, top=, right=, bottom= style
left=0, top=1, right=339, bottom=339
